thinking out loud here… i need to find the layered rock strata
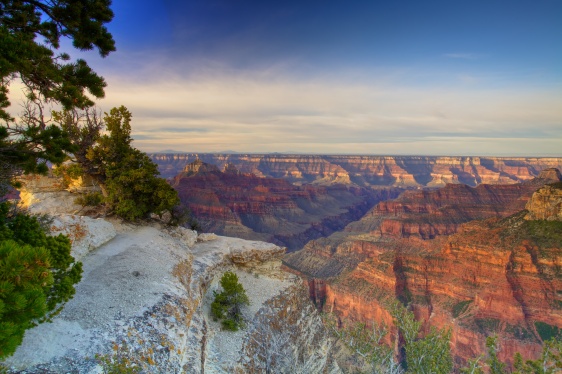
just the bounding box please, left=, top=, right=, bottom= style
left=284, top=171, right=562, bottom=367
left=171, top=161, right=400, bottom=251
left=151, top=153, right=562, bottom=187
left=525, top=174, right=562, bottom=220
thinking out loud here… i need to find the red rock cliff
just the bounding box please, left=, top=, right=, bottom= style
left=171, top=161, right=401, bottom=250
left=151, top=153, right=562, bottom=187
left=284, top=171, right=562, bottom=367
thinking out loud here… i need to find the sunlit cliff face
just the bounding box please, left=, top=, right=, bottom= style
left=150, top=153, right=562, bottom=186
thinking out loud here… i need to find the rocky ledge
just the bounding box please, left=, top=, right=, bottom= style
left=4, top=216, right=339, bottom=373
left=525, top=169, right=562, bottom=221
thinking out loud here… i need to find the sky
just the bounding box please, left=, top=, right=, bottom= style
left=56, top=1, right=562, bottom=155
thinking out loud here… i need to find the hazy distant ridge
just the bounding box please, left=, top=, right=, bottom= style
left=149, top=153, right=562, bottom=188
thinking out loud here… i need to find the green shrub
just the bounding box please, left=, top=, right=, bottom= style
left=86, top=107, right=179, bottom=221
left=75, top=191, right=104, bottom=207
left=211, top=271, right=249, bottom=331
left=0, top=202, right=82, bottom=358
left=535, top=321, right=560, bottom=341
left=452, top=299, right=473, bottom=318
left=53, top=163, right=85, bottom=188
left=520, top=220, right=562, bottom=249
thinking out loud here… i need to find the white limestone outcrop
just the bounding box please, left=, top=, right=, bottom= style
left=4, top=217, right=340, bottom=373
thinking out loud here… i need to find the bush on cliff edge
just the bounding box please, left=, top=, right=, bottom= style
left=55, top=106, right=180, bottom=221
left=211, top=271, right=250, bottom=331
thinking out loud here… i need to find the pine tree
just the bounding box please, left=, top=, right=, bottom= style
left=1, top=0, right=115, bottom=193
left=211, top=271, right=250, bottom=331
left=84, top=106, right=180, bottom=221
left=0, top=203, right=82, bottom=358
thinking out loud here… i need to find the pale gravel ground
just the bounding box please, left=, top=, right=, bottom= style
left=187, top=236, right=297, bottom=373
left=4, top=214, right=295, bottom=373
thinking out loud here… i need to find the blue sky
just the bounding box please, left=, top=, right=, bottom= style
left=65, top=0, right=562, bottom=154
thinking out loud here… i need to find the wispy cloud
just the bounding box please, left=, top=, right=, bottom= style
left=7, top=59, right=561, bottom=156
left=89, top=64, right=562, bottom=156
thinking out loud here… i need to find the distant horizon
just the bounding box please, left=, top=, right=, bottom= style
left=148, top=150, right=562, bottom=158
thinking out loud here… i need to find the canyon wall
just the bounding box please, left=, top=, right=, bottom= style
left=360, top=174, right=551, bottom=240
left=525, top=170, right=562, bottom=220
left=151, top=153, right=562, bottom=187
left=284, top=171, right=562, bottom=367
left=171, top=160, right=401, bottom=251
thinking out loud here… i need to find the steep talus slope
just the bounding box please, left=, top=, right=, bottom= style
left=284, top=170, right=562, bottom=366
left=151, top=153, right=562, bottom=187
left=171, top=161, right=400, bottom=251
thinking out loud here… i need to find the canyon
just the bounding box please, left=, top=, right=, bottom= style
left=151, top=153, right=562, bottom=187
left=161, top=154, right=562, bottom=367
left=170, top=160, right=401, bottom=250
left=6, top=162, right=562, bottom=371
left=5, top=176, right=340, bottom=373
left=285, top=169, right=562, bottom=366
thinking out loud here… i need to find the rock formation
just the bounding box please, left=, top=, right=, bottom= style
left=171, top=161, right=401, bottom=251
left=284, top=170, right=562, bottom=367
left=364, top=169, right=560, bottom=240
left=525, top=170, right=562, bottom=220
left=150, top=153, right=562, bottom=187
left=4, top=178, right=340, bottom=373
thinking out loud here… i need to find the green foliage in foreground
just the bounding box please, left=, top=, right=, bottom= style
left=325, top=302, right=452, bottom=374
left=75, top=191, right=105, bottom=207
left=329, top=303, right=562, bottom=374
left=0, top=0, right=115, bottom=122
left=211, top=271, right=250, bottom=331
left=1, top=0, right=115, bottom=194
left=0, top=203, right=82, bottom=359
left=60, top=106, right=180, bottom=221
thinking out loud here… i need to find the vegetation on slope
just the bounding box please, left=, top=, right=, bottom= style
left=1, top=0, right=115, bottom=359
left=0, top=203, right=82, bottom=358
left=328, top=305, right=562, bottom=374
left=211, top=271, right=250, bottom=331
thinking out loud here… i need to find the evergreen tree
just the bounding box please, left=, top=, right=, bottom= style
left=85, top=106, right=179, bottom=220
left=0, top=0, right=115, bottom=192
left=0, top=240, right=52, bottom=358
left=211, top=271, right=250, bottom=331
left=0, top=0, right=115, bottom=121
left=1, top=0, right=107, bottom=360
left=391, top=303, right=453, bottom=374
left=0, top=203, right=82, bottom=358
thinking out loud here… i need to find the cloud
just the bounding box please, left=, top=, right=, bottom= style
left=7, top=60, right=561, bottom=156
left=91, top=63, right=562, bottom=155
